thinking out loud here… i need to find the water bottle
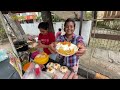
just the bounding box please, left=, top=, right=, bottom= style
left=34, top=64, right=41, bottom=79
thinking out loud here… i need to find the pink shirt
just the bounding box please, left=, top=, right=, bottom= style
left=55, top=31, right=62, bottom=38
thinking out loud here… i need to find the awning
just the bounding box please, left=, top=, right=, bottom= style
left=2, top=11, right=81, bottom=20
left=51, top=11, right=81, bottom=20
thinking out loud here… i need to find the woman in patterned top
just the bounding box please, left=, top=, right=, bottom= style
left=49, top=18, right=86, bottom=74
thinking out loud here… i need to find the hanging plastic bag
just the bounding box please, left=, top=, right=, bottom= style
left=0, top=49, right=8, bottom=62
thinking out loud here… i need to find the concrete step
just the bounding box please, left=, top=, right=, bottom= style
left=77, top=65, right=109, bottom=79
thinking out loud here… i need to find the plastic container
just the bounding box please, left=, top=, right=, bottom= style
left=31, top=50, right=40, bottom=59
left=23, top=62, right=32, bottom=72
left=34, top=64, right=41, bottom=77
left=34, top=52, right=49, bottom=65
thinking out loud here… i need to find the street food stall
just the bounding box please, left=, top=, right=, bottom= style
left=22, top=41, right=80, bottom=79
left=0, top=11, right=110, bottom=79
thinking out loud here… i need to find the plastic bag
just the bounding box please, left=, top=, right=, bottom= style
left=0, top=49, right=8, bottom=62
left=22, top=63, right=52, bottom=79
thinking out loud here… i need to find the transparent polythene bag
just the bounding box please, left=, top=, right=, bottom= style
left=22, top=63, right=52, bottom=79
left=0, top=49, right=8, bottom=62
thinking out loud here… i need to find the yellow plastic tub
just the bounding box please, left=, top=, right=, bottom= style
left=33, top=52, right=49, bottom=65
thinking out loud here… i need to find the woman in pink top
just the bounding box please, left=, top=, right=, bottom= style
left=55, top=28, right=62, bottom=38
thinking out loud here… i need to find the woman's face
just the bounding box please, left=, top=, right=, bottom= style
left=64, top=21, right=75, bottom=35
left=39, top=28, right=48, bottom=35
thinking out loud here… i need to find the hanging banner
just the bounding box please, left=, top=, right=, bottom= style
left=8, top=51, right=23, bottom=78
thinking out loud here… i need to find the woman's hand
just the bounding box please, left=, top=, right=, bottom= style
left=76, top=43, right=86, bottom=56
left=39, top=64, right=45, bottom=69
left=49, top=42, right=57, bottom=53
left=53, top=71, right=78, bottom=79
left=62, top=72, right=78, bottom=79
left=48, top=47, right=56, bottom=54
left=37, top=40, right=50, bottom=49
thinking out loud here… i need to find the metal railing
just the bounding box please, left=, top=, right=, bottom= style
left=89, top=18, right=120, bottom=52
